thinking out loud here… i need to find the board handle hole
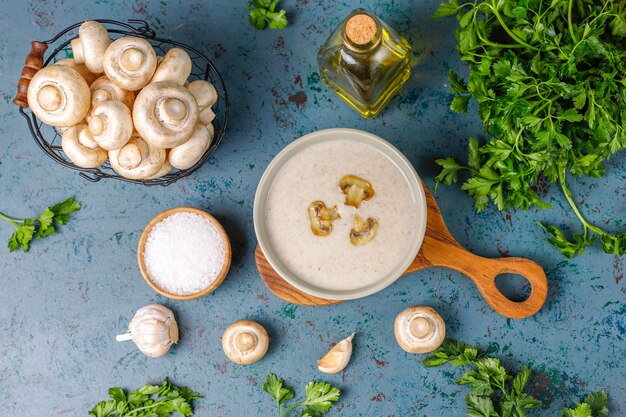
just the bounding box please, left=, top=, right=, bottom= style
left=494, top=273, right=531, bottom=302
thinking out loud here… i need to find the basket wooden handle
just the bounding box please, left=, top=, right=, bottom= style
left=13, top=41, right=48, bottom=108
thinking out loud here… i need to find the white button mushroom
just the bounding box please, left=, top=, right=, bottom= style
left=88, top=100, right=133, bottom=150
left=133, top=81, right=199, bottom=148
left=150, top=48, right=192, bottom=85
left=222, top=320, right=269, bottom=365
left=109, top=134, right=166, bottom=180
left=394, top=306, right=446, bottom=354
left=187, top=80, right=218, bottom=128
left=27, top=65, right=91, bottom=127
left=187, top=80, right=218, bottom=108
left=168, top=124, right=212, bottom=170
left=103, top=36, right=157, bottom=91
left=90, top=76, right=135, bottom=110
left=61, top=123, right=107, bottom=168
left=54, top=58, right=100, bottom=85
left=70, top=20, right=110, bottom=74
left=116, top=304, right=179, bottom=358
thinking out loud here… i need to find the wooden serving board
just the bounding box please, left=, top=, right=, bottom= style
left=256, top=183, right=548, bottom=319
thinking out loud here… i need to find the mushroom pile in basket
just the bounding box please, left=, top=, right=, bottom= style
left=27, top=20, right=217, bottom=180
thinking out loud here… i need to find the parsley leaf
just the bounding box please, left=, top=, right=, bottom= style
left=9, top=220, right=36, bottom=252
left=264, top=373, right=295, bottom=409
left=562, top=391, right=608, bottom=417
left=538, top=223, right=595, bottom=258
left=247, top=0, right=287, bottom=30
left=433, top=0, right=626, bottom=257
left=88, top=378, right=201, bottom=417
left=36, top=208, right=56, bottom=238
left=263, top=374, right=340, bottom=417
left=49, top=197, right=81, bottom=225
left=432, top=0, right=462, bottom=19
left=301, top=381, right=340, bottom=411
left=583, top=390, right=609, bottom=416
left=0, top=197, right=81, bottom=253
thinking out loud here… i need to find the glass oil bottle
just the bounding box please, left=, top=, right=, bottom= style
left=317, top=8, right=412, bottom=118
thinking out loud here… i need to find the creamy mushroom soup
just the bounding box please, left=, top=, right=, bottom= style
left=265, top=139, right=421, bottom=292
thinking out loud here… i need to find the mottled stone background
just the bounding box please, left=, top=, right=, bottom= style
left=0, top=0, right=623, bottom=416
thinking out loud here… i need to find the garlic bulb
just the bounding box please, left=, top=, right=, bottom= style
left=317, top=333, right=355, bottom=374
left=116, top=304, right=179, bottom=358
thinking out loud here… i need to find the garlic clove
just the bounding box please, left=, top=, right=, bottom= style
left=317, top=333, right=355, bottom=374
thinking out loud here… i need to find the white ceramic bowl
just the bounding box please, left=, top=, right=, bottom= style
left=253, top=128, right=427, bottom=300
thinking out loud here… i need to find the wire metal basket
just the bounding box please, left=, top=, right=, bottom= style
left=14, top=19, right=229, bottom=186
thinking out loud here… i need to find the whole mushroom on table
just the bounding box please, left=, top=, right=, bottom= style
left=26, top=20, right=218, bottom=181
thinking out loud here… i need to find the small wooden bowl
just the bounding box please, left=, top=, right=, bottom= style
left=137, top=207, right=232, bottom=300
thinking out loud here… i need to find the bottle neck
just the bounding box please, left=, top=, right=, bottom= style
left=342, top=13, right=382, bottom=54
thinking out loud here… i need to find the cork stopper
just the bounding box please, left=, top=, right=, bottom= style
left=345, top=14, right=377, bottom=45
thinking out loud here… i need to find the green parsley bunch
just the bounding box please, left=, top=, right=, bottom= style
left=433, top=0, right=626, bottom=257
left=88, top=378, right=201, bottom=417
left=423, top=339, right=609, bottom=417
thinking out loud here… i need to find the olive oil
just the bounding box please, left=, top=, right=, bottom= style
left=317, top=9, right=412, bottom=118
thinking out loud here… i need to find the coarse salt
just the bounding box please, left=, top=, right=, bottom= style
left=144, top=212, right=226, bottom=295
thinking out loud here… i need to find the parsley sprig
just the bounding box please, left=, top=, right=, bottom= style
left=88, top=378, right=201, bottom=417
left=247, top=0, right=288, bottom=30
left=0, top=197, right=80, bottom=252
left=433, top=0, right=626, bottom=257
left=423, top=339, right=609, bottom=417
left=263, top=373, right=340, bottom=417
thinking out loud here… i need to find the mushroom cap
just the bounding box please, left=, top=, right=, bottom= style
left=187, top=80, right=218, bottom=109
left=109, top=134, right=166, bottom=180
left=394, top=306, right=445, bottom=354
left=168, top=124, right=212, bottom=170
left=206, top=121, right=215, bottom=138
left=27, top=65, right=91, bottom=127
left=55, top=58, right=100, bottom=85
left=70, top=20, right=110, bottom=74
left=222, top=320, right=269, bottom=365
left=145, top=155, right=173, bottom=180
left=90, top=76, right=135, bottom=110
left=199, top=107, right=216, bottom=126
left=103, top=36, right=157, bottom=91
left=133, top=81, right=199, bottom=148
left=61, top=123, right=107, bottom=168
left=88, top=100, right=133, bottom=150
left=150, top=47, right=192, bottom=85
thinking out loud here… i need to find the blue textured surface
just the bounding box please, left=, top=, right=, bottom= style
left=0, top=1, right=624, bottom=416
